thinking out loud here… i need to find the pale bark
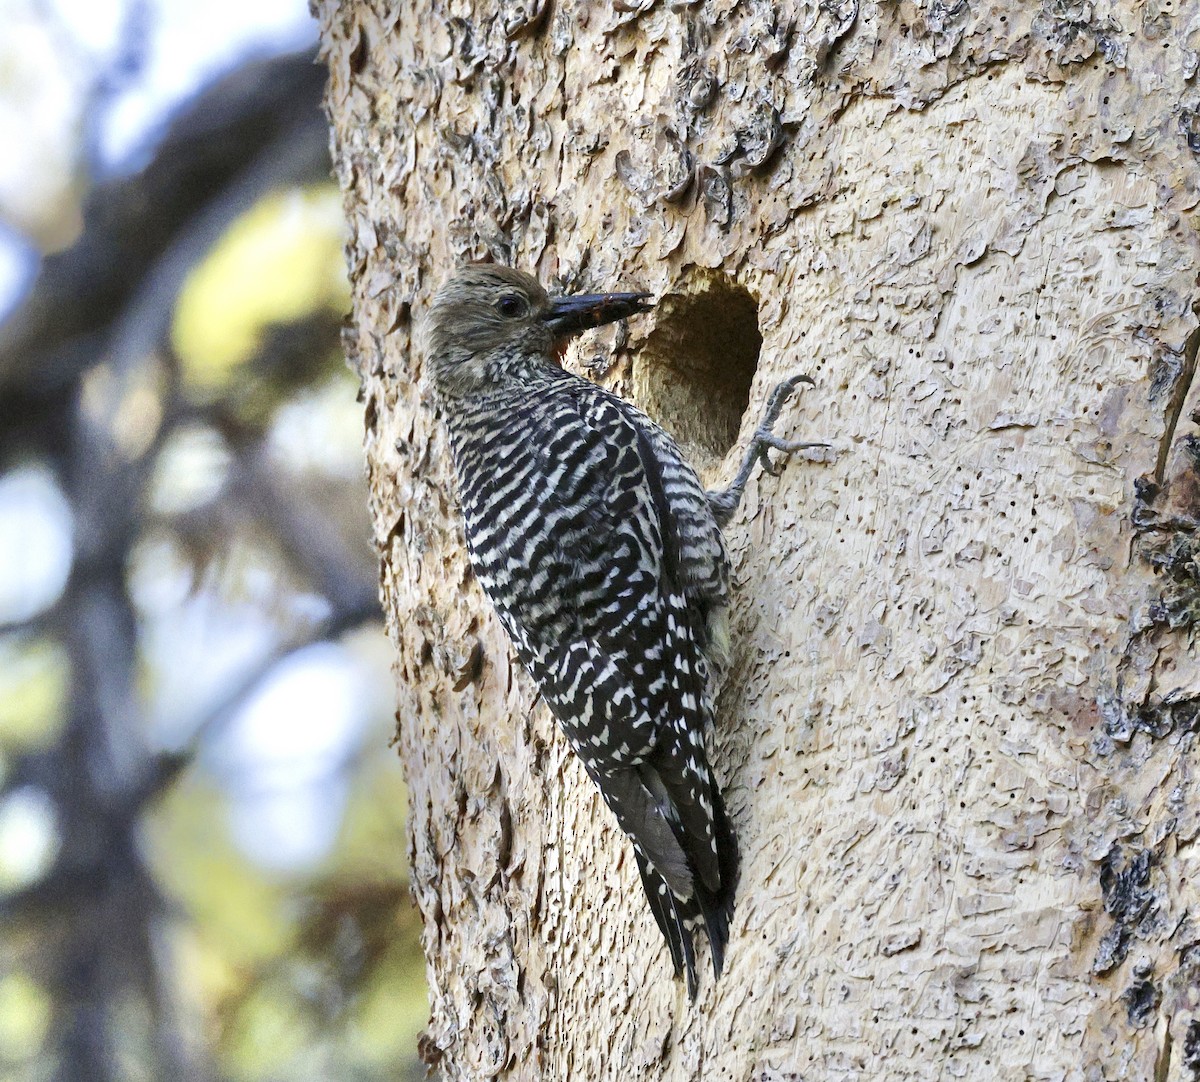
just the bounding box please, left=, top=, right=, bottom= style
left=317, top=1, right=1200, bottom=1078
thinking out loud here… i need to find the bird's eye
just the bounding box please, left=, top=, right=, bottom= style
left=496, top=294, right=526, bottom=318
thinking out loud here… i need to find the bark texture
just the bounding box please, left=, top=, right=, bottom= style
left=317, top=1, right=1200, bottom=1077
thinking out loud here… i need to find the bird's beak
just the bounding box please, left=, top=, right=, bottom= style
left=541, top=291, right=654, bottom=338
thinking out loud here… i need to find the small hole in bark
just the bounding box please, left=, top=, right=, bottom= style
left=634, top=270, right=761, bottom=467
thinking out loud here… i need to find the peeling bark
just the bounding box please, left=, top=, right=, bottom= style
left=317, top=1, right=1200, bottom=1077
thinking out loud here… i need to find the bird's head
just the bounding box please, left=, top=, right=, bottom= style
left=416, top=264, right=653, bottom=397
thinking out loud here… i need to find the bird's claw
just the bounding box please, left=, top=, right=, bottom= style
left=758, top=373, right=817, bottom=431
left=752, top=430, right=828, bottom=476
left=756, top=432, right=827, bottom=454
left=767, top=372, right=816, bottom=410
left=756, top=447, right=780, bottom=477
left=706, top=373, right=824, bottom=528
left=780, top=372, right=816, bottom=395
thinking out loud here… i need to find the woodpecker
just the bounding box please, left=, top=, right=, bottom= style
left=417, top=265, right=820, bottom=998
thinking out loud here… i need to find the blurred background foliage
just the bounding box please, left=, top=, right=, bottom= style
left=0, top=2, right=427, bottom=1079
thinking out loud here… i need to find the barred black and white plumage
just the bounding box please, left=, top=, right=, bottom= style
left=417, top=265, right=820, bottom=998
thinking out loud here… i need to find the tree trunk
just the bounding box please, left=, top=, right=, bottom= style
left=316, top=1, right=1200, bottom=1077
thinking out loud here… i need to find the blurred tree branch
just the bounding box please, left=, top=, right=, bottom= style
left=0, top=48, right=330, bottom=463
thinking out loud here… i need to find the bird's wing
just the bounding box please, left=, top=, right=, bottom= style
left=530, top=388, right=707, bottom=742
left=624, top=412, right=731, bottom=612
left=526, top=384, right=724, bottom=892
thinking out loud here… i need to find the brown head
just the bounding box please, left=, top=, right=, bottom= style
left=416, top=265, right=652, bottom=398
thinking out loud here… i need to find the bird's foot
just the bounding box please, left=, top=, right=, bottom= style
left=707, top=374, right=827, bottom=526
left=753, top=374, right=828, bottom=468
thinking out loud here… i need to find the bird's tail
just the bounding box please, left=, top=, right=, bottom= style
left=634, top=772, right=738, bottom=999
